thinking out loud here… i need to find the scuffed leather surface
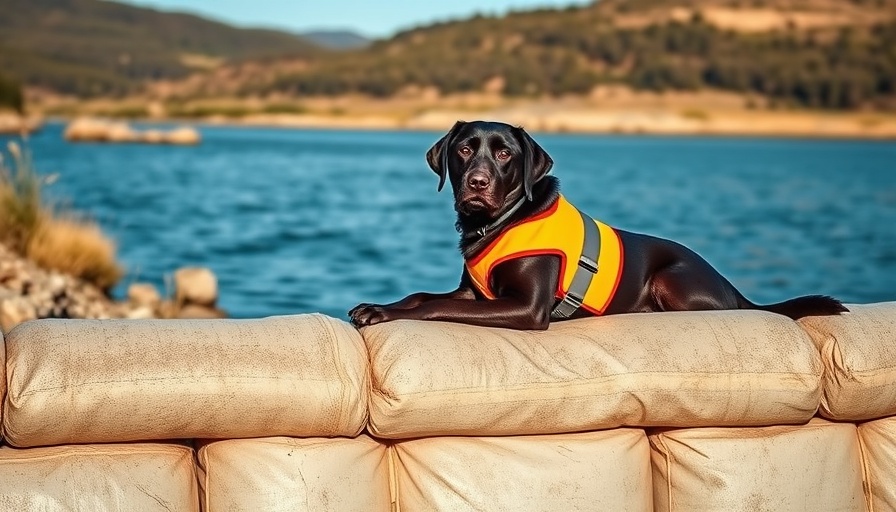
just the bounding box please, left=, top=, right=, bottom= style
left=859, top=416, right=896, bottom=511
left=0, top=443, right=198, bottom=511
left=799, top=302, right=896, bottom=421
left=365, top=310, right=822, bottom=437
left=650, top=418, right=866, bottom=512
left=198, top=435, right=391, bottom=512
left=393, top=429, right=651, bottom=512
left=0, top=330, right=4, bottom=442
left=2, top=314, right=369, bottom=447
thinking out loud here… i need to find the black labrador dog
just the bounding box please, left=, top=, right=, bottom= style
left=350, top=120, right=846, bottom=330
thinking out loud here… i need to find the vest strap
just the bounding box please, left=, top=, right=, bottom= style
left=551, top=209, right=601, bottom=320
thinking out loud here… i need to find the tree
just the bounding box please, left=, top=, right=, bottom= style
left=0, top=74, right=24, bottom=114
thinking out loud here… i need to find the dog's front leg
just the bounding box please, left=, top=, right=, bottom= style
left=360, top=296, right=551, bottom=330
left=349, top=288, right=473, bottom=325
left=351, top=256, right=560, bottom=330
left=351, top=287, right=475, bottom=313
left=349, top=270, right=476, bottom=322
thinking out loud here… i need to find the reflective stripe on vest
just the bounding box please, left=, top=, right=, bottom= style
left=464, top=195, right=624, bottom=316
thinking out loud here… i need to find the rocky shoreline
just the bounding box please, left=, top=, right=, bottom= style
left=0, top=112, right=42, bottom=135
left=210, top=108, right=896, bottom=140
left=0, top=243, right=224, bottom=333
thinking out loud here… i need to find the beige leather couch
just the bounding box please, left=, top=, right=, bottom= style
left=0, top=303, right=894, bottom=511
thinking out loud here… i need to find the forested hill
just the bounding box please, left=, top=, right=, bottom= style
left=0, top=0, right=321, bottom=96
left=3, top=0, right=896, bottom=110
left=257, top=0, right=896, bottom=109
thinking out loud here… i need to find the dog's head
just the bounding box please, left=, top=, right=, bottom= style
left=426, top=120, right=553, bottom=220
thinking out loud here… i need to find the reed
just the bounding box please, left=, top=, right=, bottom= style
left=0, top=142, right=123, bottom=290
left=0, top=142, right=41, bottom=253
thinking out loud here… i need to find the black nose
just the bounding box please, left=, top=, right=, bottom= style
left=467, top=173, right=490, bottom=190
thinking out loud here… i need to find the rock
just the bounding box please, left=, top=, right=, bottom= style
left=158, top=300, right=178, bottom=319
left=0, top=113, right=42, bottom=135
left=47, top=274, right=67, bottom=295
left=163, top=127, right=201, bottom=145
left=174, top=267, right=218, bottom=307
left=2, top=276, right=26, bottom=294
left=141, top=129, right=165, bottom=144
left=126, top=306, right=156, bottom=319
left=176, top=303, right=227, bottom=320
left=66, top=303, right=87, bottom=318
left=104, top=121, right=139, bottom=142
left=64, top=117, right=201, bottom=145
left=128, top=283, right=161, bottom=309
left=64, top=118, right=116, bottom=142
left=1, top=298, right=37, bottom=333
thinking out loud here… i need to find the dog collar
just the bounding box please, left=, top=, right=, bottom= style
left=463, top=196, right=528, bottom=241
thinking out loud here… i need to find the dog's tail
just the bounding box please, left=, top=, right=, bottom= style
left=745, top=295, right=848, bottom=320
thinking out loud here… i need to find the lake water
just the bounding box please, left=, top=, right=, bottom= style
left=5, top=123, right=896, bottom=319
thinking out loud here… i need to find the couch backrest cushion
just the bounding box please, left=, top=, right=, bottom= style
left=858, top=416, right=896, bottom=511
left=392, top=429, right=651, bottom=512
left=649, top=418, right=866, bottom=511
left=198, top=435, right=392, bottom=512
left=0, top=443, right=199, bottom=511
left=365, top=310, right=822, bottom=438
left=0, top=330, right=4, bottom=443
left=2, top=314, right=369, bottom=447
left=799, top=302, right=896, bottom=421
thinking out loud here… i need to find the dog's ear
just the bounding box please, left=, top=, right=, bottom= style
left=513, top=126, right=553, bottom=201
left=426, top=120, right=465, bottom=192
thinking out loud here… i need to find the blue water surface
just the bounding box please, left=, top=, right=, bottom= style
left=5, top=122, right=896, bottom=319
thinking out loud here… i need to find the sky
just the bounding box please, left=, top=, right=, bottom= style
left=117, top=0, right=593, bottom=38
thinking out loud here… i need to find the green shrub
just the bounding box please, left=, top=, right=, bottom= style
left=0, top=73, right=24, bottom=113
left=261, top=102, right=308, bottom=114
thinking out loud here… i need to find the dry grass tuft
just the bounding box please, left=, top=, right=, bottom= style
left=27, top=216, right=124, bottom=290
left=1, top=141, right=124, bottom=290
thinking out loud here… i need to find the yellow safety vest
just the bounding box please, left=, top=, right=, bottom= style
left=465, top=195, right=624, bottom=315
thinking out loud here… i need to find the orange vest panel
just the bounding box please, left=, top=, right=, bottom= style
left=464, top=195, right=624, bottom=315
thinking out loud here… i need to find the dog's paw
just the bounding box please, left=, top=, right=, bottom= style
left=349, top=304, right=393, bottom=328
left=348, top=303, right=375, bottom=318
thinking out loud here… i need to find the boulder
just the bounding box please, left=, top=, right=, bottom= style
left=163, top=127, right=201, bottom=145
left=103, top=122, right=138, bottom=142
left=0, top=297, right=36, bottom=333
left=176, top=303, right=227, bottom=319
left=64, top=118, right=113, bottom=142
left=64, top=118, right=201, bottom=145
left=0, top=113, right=42, bottom=135
left=141, top=129, right=165, bottom=144
left=174, top=267, right=218, bottom=307
left=126, top=306, right=157, bottom=319
left=127, top=283, right=161, bottom=309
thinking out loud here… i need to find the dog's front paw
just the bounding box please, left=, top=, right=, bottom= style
left=349, top=304, right=395, bottom=328
left=348, top=303, right=375, bottom=318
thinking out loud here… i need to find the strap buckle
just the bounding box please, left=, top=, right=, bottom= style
left=561, top=293, right=584, bottom=309
left=578, top=255, right=598, bottom=274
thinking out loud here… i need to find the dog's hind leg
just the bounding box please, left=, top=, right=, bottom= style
left=649, top=258, right=847, bottom=319
left=648, top=260, right=742, bottom=312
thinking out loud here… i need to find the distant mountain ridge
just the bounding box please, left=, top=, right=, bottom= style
left=299, top=30, right=371, bottom=50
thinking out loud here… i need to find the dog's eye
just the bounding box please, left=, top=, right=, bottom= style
left=496, top=149, right=511, bottom=161
left=459, top=146, right=472, bottom=157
